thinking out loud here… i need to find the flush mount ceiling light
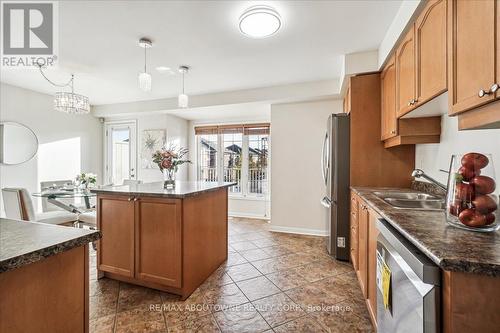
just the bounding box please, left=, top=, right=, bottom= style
left=178, top=65, right=190, bottom=108
left=239, top=5, right=281, bottom=38
left=156, top=66, right=174, bottom=74
left=37, top=62, right=90, bottom=114
left=138, top=38, right=152, bottom=91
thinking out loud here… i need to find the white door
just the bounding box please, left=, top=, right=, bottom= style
left=104, top=121, right=137, bottom=185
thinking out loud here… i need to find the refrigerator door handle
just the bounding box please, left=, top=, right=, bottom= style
left=321, top=132, right=329, bottom=186
left=321, top=196, right=332, bottom=208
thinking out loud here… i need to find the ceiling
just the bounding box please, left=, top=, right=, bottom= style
left=0, top=0, right=402, bottom=106
left=166, top=103, right=270, bottom=122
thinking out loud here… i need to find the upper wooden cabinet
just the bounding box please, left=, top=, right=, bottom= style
left=381, top=55, right=397, bottom=140
left=396, top=26, right=416, bottom=117
left=448, top=0, right=496, bottom=115
left=416, top=0, right=447, bottom=104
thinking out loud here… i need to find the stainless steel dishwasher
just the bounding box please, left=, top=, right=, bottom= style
left=376, top=219, right=441, bottom=333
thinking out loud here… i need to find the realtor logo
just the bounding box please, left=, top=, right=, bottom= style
left=1, top=1, right=58, bottom=67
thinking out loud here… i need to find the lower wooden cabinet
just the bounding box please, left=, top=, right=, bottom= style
left=98, top=195, right=135, bottom=278
left=135, top=197, right=182, bottom=288
left=351, top=190, right=380, bottom=329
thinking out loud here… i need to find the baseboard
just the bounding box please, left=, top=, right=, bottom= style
left=269, top=225, right=328, bottom=237
left=229, top=212, right=270, bottom=220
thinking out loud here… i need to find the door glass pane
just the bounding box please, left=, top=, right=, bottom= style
left=111, top=128, right=130, bottom=185
left=248, top=134, right=268, bottom=195
left=198, top=134, right=218, bottom=181
left=223, top=133, right=242, bottom=193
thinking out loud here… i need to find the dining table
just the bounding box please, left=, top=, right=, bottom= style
left=32, top=187, right=96, bottom=213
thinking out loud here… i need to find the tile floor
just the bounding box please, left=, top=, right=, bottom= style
left=89, top=217, right=373, bottom=333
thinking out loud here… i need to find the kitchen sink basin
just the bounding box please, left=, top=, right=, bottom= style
left=373, top=191, right=439, bottom=200
left=383, top=198, right=445, bottom=210
left=374, top=191, right=445, bottom=211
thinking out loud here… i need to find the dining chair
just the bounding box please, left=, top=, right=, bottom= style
left=1, top=188, right=78, bottom=225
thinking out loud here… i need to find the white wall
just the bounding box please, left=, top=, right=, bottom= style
left=0, top=83, right=102, bottom=213
left=105, top=113, right=190, bottom=184
left=270, top=99, right=343, bottom=235
left=416, top=116, right=500, bottom=186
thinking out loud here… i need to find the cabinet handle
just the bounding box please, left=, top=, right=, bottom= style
left=478, top=84, right=498, bottom=97
left=391, top=130, right=396, bottom=134
left=133, top=197, right=138, bottom=201
left=408, top=100, right=413, bottom=106
left=128, top=197, right=133, bottom=201
left=491, top=83, right=499, bottom=93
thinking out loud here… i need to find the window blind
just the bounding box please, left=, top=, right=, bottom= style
left=195, top=123, right=270, bottom=135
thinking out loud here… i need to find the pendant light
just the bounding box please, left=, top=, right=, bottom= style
left=138, top=38, right=152, bottom=92
left=178, top=65, right=190, bottom=108
left=37, top=62, right=90, bottom=114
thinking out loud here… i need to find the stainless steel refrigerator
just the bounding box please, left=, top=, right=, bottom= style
left=321, top=113, right=350, bottom=261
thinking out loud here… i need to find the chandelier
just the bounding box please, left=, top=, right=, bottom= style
left=37, top=63, right=90, bottom=114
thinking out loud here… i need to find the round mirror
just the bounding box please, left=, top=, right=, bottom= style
left=0, top=122, right=39, bottom=165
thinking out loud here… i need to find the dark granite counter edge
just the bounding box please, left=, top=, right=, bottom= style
left=0, top=231, right=101, bottom=274
left=91, top=183, right=236, bottom=198
left=350, top=187, right=500, bottom=277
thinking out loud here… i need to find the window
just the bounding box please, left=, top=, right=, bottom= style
left=196, top=124, right=270, bottom=197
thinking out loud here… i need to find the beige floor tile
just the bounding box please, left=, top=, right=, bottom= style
left=309, top=302, right=373, bottom=333
left=230, top=241, right=259, bottom=252
left=167, top=314, right=220, bottom=333
left=117, top=283, right=162, bottom=313
left=90, top=278, right=119, bottom=297
left=265, top=269, right=309, bottom=291
left=273, top=316, right=327, bottom=333
left=226, top=263, right=262, bottom=282
left=224, top=252, right=248, bottom=267
left=236, top=276, right=281, bottom=301
left=203, top=283, right=249, bottom=310
left=213, top=304, right=271, bottom=333
left=239, top=248, right=273, bottom=262
left=252, top=292, right=304, bottom=327
left=251, top=258, right=284, bottom=274
left=89, top=313, right=115, bottom=333
left=285, top=284, right=339, bottom=311
left=114, top=305, right=166, bottom=333
left=90, top=292, right=118, bottom=320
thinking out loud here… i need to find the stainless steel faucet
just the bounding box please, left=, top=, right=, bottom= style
left=411, top=169, right=447, bottom=191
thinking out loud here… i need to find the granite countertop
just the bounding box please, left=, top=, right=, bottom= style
left=351, top=187, right=500, bottom=277
left=91, top=181, right=237, bottom=198
left=0, top=218, right=101, bottom=273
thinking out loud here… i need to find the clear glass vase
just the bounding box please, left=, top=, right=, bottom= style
left=445, top=153, right=499, bottom=232
left=163, top=168, right=176, bottom=189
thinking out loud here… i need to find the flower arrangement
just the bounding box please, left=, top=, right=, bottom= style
left=76, top=172, right=97, bottom=189
left=152, top=145, right=191, bottom=188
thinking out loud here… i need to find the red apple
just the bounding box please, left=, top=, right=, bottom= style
left=458, top=166, right=481, bottom=181
left=459, top=209, right=487, bottom=227
left=461, top=153, right=489, bottom=170
left=485, top=213, right=496, bottom=225
left=472, top=195, right=498, bottom=214
left=470, top=176, right=496, bottom=195
left=455, top=182, right=475, bottom=201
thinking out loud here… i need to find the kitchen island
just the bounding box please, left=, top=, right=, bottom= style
left=0, top=218, right=100, bottom=333
left=92, top=181, right=235, bottom=299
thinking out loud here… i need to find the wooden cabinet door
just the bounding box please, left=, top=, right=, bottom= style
left=97, top=195, right=135, bottom=277
left=367, top=208, right=380, bottom=328
left=357, top=201, right=369, bottom=298
left=396, top=25, right=416, bottom=117
left=381, top=55, right=397, bottom=140
left=448, top=0, right=496, bottom=114
left=135, top=197, right=182, bottom=288
left=350, top=193, right=359, bottom=270
left=415, top=0, right=447, bottom=106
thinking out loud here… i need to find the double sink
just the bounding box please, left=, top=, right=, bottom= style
left=374, top=191, right=445, bottom=211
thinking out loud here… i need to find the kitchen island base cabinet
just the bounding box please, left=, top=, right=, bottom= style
left=0, top=246, right=89, bottom=333
left=97, top=187, right=229, bottom=299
